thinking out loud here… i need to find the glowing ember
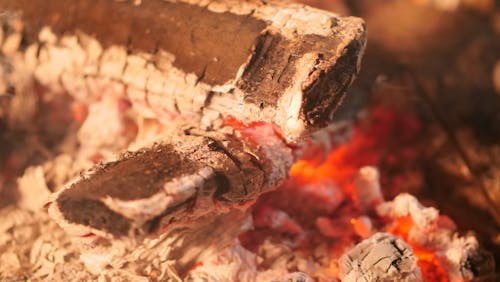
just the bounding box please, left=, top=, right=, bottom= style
left=290, top=105, right=423, bottom=199
left=240, top=105, right=487, bottom=281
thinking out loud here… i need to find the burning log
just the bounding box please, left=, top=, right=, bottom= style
left=45, top=124, right=293, bottom=275
left=0, top=0, right=366, bottom=139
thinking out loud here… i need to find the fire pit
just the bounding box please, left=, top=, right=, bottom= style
left=0, top=0, right=498, bottom=281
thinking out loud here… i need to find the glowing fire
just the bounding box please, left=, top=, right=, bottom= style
left=290, top=105, right=423, bottom=199
left=388, top=217, right=449, bottom=282
left=241, top=105, right=460, bottom=281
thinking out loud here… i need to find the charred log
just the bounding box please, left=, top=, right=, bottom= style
left=45, top=127, right=293, bottom=274
left=0, top=0, right=366, bottom=139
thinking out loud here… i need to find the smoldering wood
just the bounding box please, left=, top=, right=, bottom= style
left=0, top=0, right=366, bottom=139
left=46, top=129, right=293, bottom=273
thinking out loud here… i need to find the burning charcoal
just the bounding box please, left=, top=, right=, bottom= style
left=377, top=193, right=496, bottom=281
left=254, top=206, right=304, bottom=235
left=354, top=166, right=384, bottom=212
left=339, top=233, right=422, bottom=282
left=377, top=193, right=439, bottom=230
left=439, top=235, right=495, bottom=282
left=316, top=217, right=355, bottom=238
left=350, top=216, right=374, bottom=238
left=294, top=121, right=353, bottom=163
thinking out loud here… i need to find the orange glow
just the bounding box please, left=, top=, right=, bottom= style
left=414, top=248, right=449, bottom=282
left=388, top=217, right=449, bottom=282
left=242, top=105, right=451, bottom=281
left=289, top=105, right=423, bottom=200
left=387, top=216, right=414, bottom=238
left=189, top=262, right=204, bottom=271
left=350, top=217, right=372, bottom=238
left=289, top=106, right=447, bottom=280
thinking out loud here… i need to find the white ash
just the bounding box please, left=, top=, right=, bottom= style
left=377, top=193, right=439, bottom=230
left=77, top=91, right=135, bottom=154
left=16, top=166, right=51, bottom=212
left=185, top=241, right=258, bottom=282
left=439, top=234, right=480, bottom=282
left=377, top=193, right=489, bottom=282
left=355, top=166, right=384, bottom=212
left=339, top=232, right=422, bottom=282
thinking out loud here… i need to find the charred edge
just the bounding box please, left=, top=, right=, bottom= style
left=146, top=195, right=198, bottom=234
left=0, top=0, right=267, bottom=85
left=302, top=41, right=361, bottom=127
left=56, top=196, right=131, bottom=237
left=213, top=172, right=231, bottom=201
left=464, top=248, right=495, bottom=278
left=207, top=137, right=242, bottom=167
left=391, top=257, right=402, bottom=272
left=238, top=31, right=293, bottom=108
left=390, top=239, right=405, bottom=256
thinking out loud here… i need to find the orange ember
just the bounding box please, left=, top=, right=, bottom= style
left=290, top=105, right=423, bottom=199
left=414, top=249, right=449, bottom=282
left=242, top=105, right=463, bottom=281
left=289, top=106, right=450, bottom=281
left=388, top=217, right=449, bottom=282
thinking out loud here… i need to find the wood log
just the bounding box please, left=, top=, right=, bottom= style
left=0, top=0, right=366, bottom=139
left=45, top=125, right=293, bottom=275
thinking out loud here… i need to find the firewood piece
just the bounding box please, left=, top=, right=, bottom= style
left=45, top=129, right=292, bottom=273
left=339, top=233, right=422, bottom=282
left=47, top=132, right=289, bottom=237
left=0, top=0, right=366, bottom=139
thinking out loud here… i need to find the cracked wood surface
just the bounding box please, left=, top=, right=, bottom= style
left=0, top=0, right=366, bottom=139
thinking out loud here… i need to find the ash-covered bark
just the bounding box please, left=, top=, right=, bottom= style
left=45, top=126, right=293, bottom=275
left=0, top=0, right=366, bottom=140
